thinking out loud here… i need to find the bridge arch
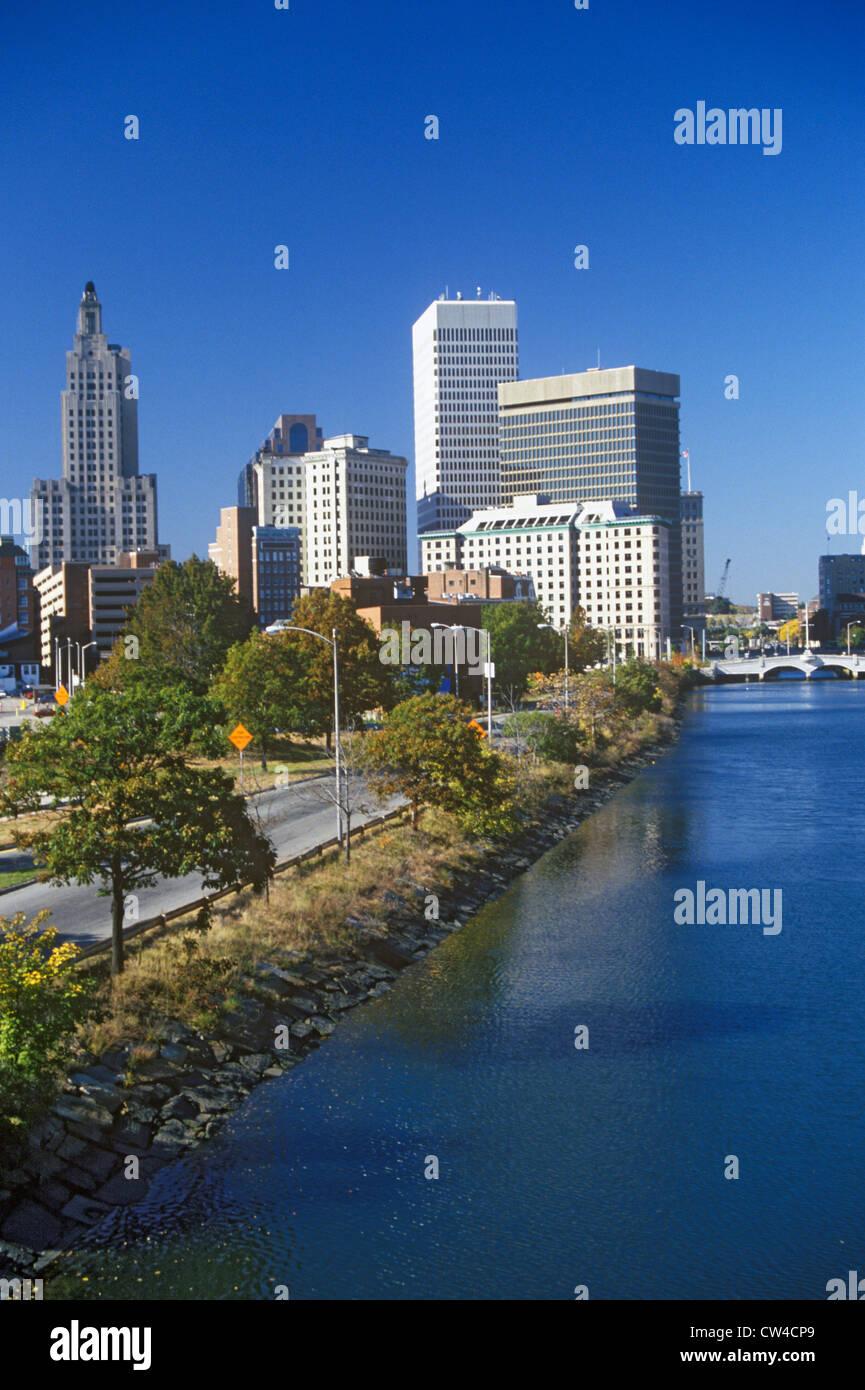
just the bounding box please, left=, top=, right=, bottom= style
left=760, top=664, right=808, bottom=680
left=811, top=662, right=854, bottom=679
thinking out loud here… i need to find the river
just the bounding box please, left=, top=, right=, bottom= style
left=50, top=680, right=865, bottom=1300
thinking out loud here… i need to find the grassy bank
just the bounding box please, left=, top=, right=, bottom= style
left=76, top=710, right=674, bottom=1063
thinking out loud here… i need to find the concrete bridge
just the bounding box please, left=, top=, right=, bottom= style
left=708, top=652, right=865, bottom=680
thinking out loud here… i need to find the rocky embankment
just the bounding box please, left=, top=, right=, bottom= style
left=0, top=738, right=673, bottom=1279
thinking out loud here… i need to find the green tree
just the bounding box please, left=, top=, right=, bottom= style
left=379, top=620, right=444, bottom=700
left=213, top=628, right=303, bottom=770
left=362, top=692, right=517, bottom=835
left=1, top=687, right=275, bottom=975
left=481, top=600, right=560, bottom=703
left=282, top=590, right=392, bottom=746
left=0, top=912, right=99, bottom=1147
left=102, top=556, right=255, bottom=695
left=567, top=606, right=608, bottom=672
left=614, top=659, right=662, bottom=719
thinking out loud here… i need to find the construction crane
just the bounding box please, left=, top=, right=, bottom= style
left=717, top=558, right=731, bottom=600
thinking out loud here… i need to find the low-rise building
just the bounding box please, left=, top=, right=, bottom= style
left=757, top=592, right=798, bottom=622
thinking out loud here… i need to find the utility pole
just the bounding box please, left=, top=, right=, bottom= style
left=484, top=628, right=493, bottom=739
left=332, top=627, right=342, bottom=846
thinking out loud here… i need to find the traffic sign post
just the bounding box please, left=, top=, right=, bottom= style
left=228, top=723, right=253, bottom=789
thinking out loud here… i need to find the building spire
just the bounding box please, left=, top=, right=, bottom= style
left=77, top=281, right=102, bottom=337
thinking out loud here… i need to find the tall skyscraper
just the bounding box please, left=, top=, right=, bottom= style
left=412, top=293, right=518, bottom=535
left=31, top=282, right=158, bottom=570
left=498, top=366, right=683, bottom=635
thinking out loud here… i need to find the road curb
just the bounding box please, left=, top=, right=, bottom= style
left=0, top=876, right=38, bottom=897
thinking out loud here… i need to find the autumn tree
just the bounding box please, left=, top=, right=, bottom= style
left=0, top=912, right=99, bottom=1146
left=1, top=687, right=274, bottom=975
left=567, top=605, right=607, bottom=672
left=571, top=670, right=618, bottom=750
left=362, top=693, right=517, bottom=835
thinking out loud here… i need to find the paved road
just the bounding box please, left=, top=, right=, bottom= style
left=0, top=775, right=400, bottom=950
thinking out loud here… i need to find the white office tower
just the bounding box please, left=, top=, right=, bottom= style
left=240, top=430, right=408, bottom=588
left=31, top=282, right=158, bottom=569
left=303, top=435, right=408, bottom=587
left=413, top=293, right=518, bottom=536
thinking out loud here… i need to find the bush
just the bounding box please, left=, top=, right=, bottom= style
left=0, top=912, right=99, bottom=1147
left=614, top=660, right=662, bottom=718
left=503, top=711, right=583, bottom=764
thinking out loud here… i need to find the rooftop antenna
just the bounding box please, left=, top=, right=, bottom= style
left=597, top=347, right=601, bottom=370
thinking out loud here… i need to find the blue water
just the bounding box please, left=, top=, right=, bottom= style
left=52, top=682, right=865, bottom=1300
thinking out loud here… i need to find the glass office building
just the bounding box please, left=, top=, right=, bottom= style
left=498, top=366, right=683, bottom=636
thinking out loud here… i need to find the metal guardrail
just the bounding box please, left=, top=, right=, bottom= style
left=72, top=804, right=408, bottom=965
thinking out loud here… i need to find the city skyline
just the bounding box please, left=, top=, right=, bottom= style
left=1, top=0, right=861, bottom=605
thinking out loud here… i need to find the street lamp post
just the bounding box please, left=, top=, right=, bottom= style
left=280, top=625, right=343, bottom=845
left=683, top=625, right=696, bottom=660
left=430, top=623, right=468, bottom=702
left=483, top=628, right=493, bottom=738
left=846, top=620, right=858, bottom=656
left=76, top=640, right=98, bottom=690
left=537, top=623, right=569, bottom=709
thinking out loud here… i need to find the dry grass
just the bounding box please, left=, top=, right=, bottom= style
left=191, top=734, right=335, bottom=791
left=74, top=727, right=668, bottom=1061
left=79, top=808, right=482, bottom=1058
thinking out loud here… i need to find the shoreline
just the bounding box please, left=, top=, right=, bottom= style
left=0, top=715, right=684, bottom=1282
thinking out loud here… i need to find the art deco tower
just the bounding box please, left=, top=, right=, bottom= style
left=31, top=282, right=158, bottom=569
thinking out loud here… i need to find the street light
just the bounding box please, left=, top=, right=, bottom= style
left=430, top=622, right=467, bottom=699
left=606, top=627, right=618, bottom=684
left=537, top=623, right=569, bottom=709
left=76, top=640, right=98, bottom=689
left=683, top=625, right=696, bottom=660
left=482, top=627, right=493, bottom=738
left=279, top=625, right=343, bottom=845
left=846, top=620, right=859, bottom=656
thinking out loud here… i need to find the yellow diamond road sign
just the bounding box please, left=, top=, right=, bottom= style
left=55, top=685, right=69, bottom=706
left=228, top=723, right=253, bottom=751
left=467, top=719, right=486, bottom=738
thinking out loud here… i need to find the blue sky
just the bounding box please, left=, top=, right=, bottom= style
left=0, top=0, right=862, bottom=603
